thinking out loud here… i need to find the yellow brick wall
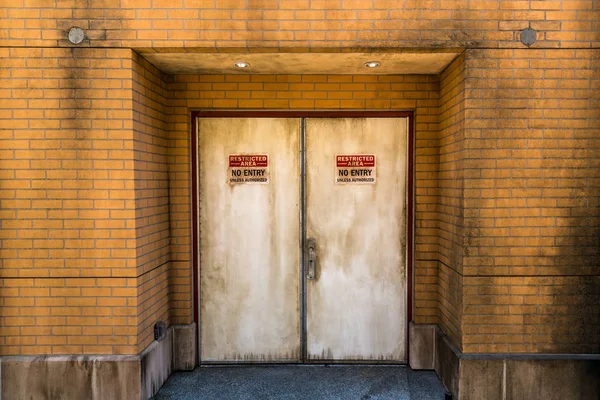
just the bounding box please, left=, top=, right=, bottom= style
left=3, top=54, right=598, bottom=356
left=0, top=48, right=173, bottom=355
left=0, top=1, right=598, bottom=49
left=167, top=73, right=442, bottom=325
left=132, top=53, right=171, bottom=351
left=438, top=53, right=466, bottom=350
left=433, top=48, right=600, bottom=354
left=1, top=1, right=599, bottom=358
left=0, top=48, right=142, bottom=355
left=460, top=49, right=600, bottom=354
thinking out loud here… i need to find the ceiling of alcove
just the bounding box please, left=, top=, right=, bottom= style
left=138, top=50, right=462, bottom=75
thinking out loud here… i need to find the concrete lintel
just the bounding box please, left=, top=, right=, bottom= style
left=140, top=50, right=462, bottom=75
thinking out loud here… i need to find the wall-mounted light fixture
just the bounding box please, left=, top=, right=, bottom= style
left=520, top=28, right=537, bottom=47
left=67, top=27, right=85, bottom=44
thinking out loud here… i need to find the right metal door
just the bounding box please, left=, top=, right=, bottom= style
left=305, top=117, right=408, bottom=362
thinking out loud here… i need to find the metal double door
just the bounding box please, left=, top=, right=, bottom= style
left=198, top=116, right=408, bottom=363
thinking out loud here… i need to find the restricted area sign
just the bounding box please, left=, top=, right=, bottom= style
left=335, top=154, right=376, bottom=184
left=228, top=154, right=269, bottom=185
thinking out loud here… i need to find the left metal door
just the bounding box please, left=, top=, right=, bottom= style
left=199, top=117, right=301, bottom=362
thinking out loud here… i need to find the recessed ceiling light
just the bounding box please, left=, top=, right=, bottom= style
left=234, top=62, right=250, bottom=68
left=364, top=61, right=381, bottom=68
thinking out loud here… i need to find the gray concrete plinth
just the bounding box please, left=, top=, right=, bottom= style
left=434, top=328, right=459, bottom=397
left=459, top=359, right=503, bottom=400
left=433, top=328, right=600, bottom=400
left=172, top=322, right=197, bottom=371
left=506, top=359, right=600, bottom=400
left=1, top=355, right=142, bottom=400
left=408, top=322, right=435, bottom=370
left=0, top=327, right=174, bottom=400
left=141, top=327, right=173, bottom=399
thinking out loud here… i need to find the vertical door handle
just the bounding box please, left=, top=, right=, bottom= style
left=306, top=238, right=317, bottom=280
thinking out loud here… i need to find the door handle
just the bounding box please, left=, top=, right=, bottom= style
left=306, top=238, right=317, bottom=280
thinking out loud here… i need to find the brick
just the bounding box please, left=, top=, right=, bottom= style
left=1, top=4, right=598, bottom=360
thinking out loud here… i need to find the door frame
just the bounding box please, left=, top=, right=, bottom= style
left=190, top=110, right=415, bottom=364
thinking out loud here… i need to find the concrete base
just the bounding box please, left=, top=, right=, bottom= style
left=0, top=327, right=174, bottom=400
left=1, top=355, right=142, bottom=400
left=172, top=322, right=197, bottom=371
left=427, top=325, right=600, bottom=400
left=141, top=327, right=173, bottom=399
left=434, top=327, right=460, bottom=396
left=504, top=359, right=600, bottom=400
left=408, top=322, right=436, bottom=370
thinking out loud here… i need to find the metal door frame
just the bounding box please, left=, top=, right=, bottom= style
left=191, top=110, right=415, bottom=365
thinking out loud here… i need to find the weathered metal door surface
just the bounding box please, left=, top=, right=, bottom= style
left=199, top=118, right=301, bottom=362
left=305, top=118, right=407, bottom=361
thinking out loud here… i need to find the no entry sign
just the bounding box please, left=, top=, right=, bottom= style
left=335, top=154, right=376, bottom=184
left=228, top=154, right=269, bottom=185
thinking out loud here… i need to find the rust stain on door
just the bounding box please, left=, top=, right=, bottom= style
left=198, top=118, right=301, bottom=362
left=305, top=117, right=408, bottom=361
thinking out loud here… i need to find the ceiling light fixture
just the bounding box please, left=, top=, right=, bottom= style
left=364, top=61, right=381, bottom=68
left=234, top=62, right=250, bottom=68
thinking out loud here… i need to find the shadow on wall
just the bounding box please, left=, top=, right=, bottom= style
left=547, top=146, right=600, bottom=354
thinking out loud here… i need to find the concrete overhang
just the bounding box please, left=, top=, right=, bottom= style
left=137, top=48, right=462, bottom=75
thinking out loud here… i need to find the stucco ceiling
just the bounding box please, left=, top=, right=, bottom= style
left=139, top=50, right=462, bottom=75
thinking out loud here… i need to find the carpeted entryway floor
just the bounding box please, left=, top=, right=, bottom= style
left=152, top=365, right=447, bottom=399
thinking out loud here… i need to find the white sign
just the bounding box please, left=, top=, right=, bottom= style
left=335, top=154, right=376, bottom=184
left=228, top=154, right=269, bottom=185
